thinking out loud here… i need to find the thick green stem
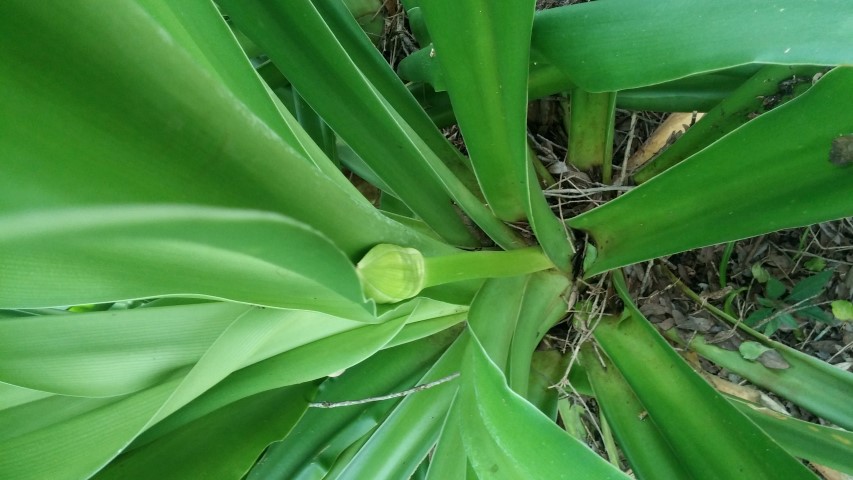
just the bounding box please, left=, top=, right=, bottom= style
left=565, top=89, right=616, bottom=182
left=423, top=247, right=553, bottom=288
left=357, top=244, right=555, bottom=304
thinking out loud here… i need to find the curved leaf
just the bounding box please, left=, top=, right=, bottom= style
left=686, top=334, right=853, bottom=430
left=328, top=332, right=467, bottom=480
left=217, top=0, right=479, bottom=247
left=0, top=302, right=250, bottom=397
left=245, top=331, right=456, bottom=480
left=418, top=0, right=574, bottom=268
left=571, top=67, right=853, bottom=275
left=0, top=0, right=447, bottom=258
left=0, top=205, right=373, bottom=319
left=595, top=273, right=819, bottom=479
left=95, top=384, right=315, bottom=480
left=731, top=399, right=853, bottom=474
left=580, top=343, right=693, bottom=480
left=459, top=333, right=628, bottom=479
left=532, top=0, right=853, bottom=92
left=0, top=301, right=340, bottom=478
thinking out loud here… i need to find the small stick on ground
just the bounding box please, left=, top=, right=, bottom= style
left=309, top=373, right=460, bottom=408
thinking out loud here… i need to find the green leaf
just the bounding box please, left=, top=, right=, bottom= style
left=327, top=332, right=467, bottom=479
left=764, top=313, right=795, bottom=336
left=766, top=276, right=788, bottom=300
left=831, top=300, right=853, bottom=321
left=739, top=341, right=774, bottom=361
left=756, top=297, right=778, bottom=308
left=797, top=306, right=834, bottom=324
left=566, top=89, right=616, bottom=175
left=0, top=0, right=448, bottom=260
left=506, top=274, right=570, bottom=396
left=459, top=333, right=628, bottom=479
left=580, top=343, right=692, bottom=480
left=752, top=263, right=771, bottom=283
left=417, top=0, right=532, bottom=220
left=603, top=272, right=819, bottom=479
left=95, top=384, right=315, bottom=480
left=746, top=308, right=774, bottom=327
left=634, top=65, right=823, bottom=183
left=0, top=303, right=399, bottom=478
left=730, top=399, right=853, bottom=475
left=595, top=312, right=817, bottom=478
left=0, top=205, right=373, bottom=320
left=424, top=396, right=469, bottom=480
left=136, top=307, right=418, bottom=446
left=0, top=302, right=251, bottom=397
left=686, top=334, right=853, bottom=430
left=0, top=378, right=183, bottom=479
left=245, top=332, right=456, bottom=480
left=804, top=256, right=827, bottom=272
left=788, top=269, right=833, bottom=302
left=417, top=0, right=573, bottom=269
left=531, top=0, right=853, bottom=92
left=570, top=67, right=853, bottom=276
left=218, top=0, right=483, bottom=248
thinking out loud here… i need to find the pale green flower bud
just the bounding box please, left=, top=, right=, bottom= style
left=356, top=244, right=426, bottom=304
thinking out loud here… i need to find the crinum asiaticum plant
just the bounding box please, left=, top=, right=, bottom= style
left=2, top=0, right=852, bottom=478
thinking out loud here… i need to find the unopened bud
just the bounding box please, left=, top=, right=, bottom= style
left=356, top=244, right=426, bottom=304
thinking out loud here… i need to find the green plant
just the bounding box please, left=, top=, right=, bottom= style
left=2, top=1, right=852, bottom=479
left=748, top=266, right=837, bottom=335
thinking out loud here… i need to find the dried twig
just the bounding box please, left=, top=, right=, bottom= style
left=309, top=373, right=460, bottom=408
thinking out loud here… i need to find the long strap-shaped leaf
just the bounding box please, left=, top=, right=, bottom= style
left=245, top=331, right=457, bottom=479
left=418, top=0, right=574, bottom=269
left=532, top=0, right=853, bottom=92
left=0, top=303, right=307, bottom=478
left=571, top=67, right=853, bottom=276
left=425, top=273, right=567, bottom=477
left=580, top=343, right=694, bottom=480
left=0, top=1, right=446, bottom=259
left=0, top=297, right=437, bottom=478
left=593, top=272, right=819, bottom=479
left=404, top=0, right=853, bottom=114
left=0, top=205, right=373, bottom=320
left=0, top=302, right=254, bottom=397
left=326, top=331, right=467, bottom=480
left=218, top=0, right=483, bottom=248
left=95, top=384, right=314, bottom=480
left=460, top=333, right=629, bottom=479
left=417, top=1, right=533, bottom=220
left=685, top=334, right=853, bottom=430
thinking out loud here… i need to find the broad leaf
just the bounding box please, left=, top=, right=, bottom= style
left=0, top=205, right=373, bottom=320
left=597, top=273, right=819, bottom=479
left=459, top=333, right=628, bottom=479
left=580, top=343, right=692, bottom=480
left=531, top=0, right=853, bottom=92
left=327, top=332, right=467, bottom=479
left=0, top=1, right=447, bottom=259
left=218, top=0, right=481, bottom=247
left=787, top=269, right=833, bottom=302
left=418, top=0, right=574, bottom=268
left=245, top=331, right=457, bottom=480
left=0, top=303, right=379, bottom=478
left=95, top=384, right=315, bottom=480
left=571, top=67, right=853, bottom=275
